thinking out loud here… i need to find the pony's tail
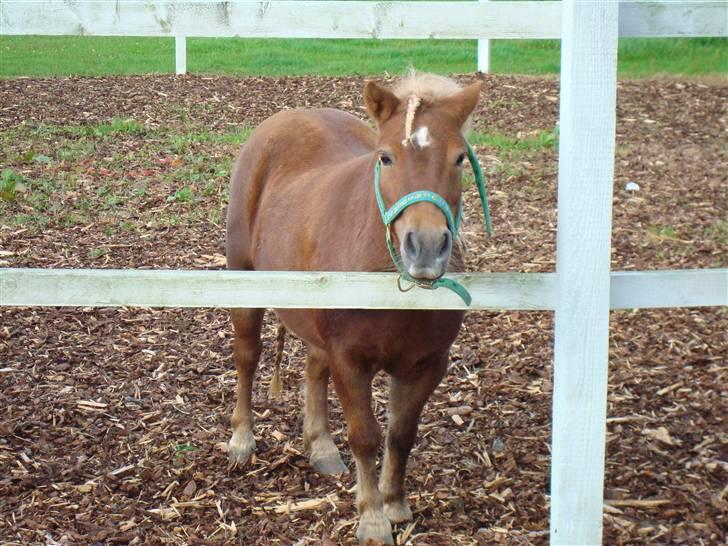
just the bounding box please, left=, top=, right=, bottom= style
left=268, top=321, right=287, bottom=398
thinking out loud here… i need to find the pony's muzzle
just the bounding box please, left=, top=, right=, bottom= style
left=401, top=228, right=452, bottom=280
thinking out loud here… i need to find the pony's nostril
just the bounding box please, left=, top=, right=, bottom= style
left=404, top=231, right=419, bottom=260
left=439, top=231, right=452, bottom=258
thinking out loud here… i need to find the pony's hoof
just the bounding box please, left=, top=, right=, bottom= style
left=384, top=499, right=412, bottom=524
left=356, top=510, right=394, bottom=545
left=228, top=430, right=255, bottom=465
left=308, top=436, right=348, bottom=475
left=311, top=451, right=348, bottom=476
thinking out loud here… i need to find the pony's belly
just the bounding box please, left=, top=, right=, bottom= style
left=274, top=308, right=328, bottom=348
left=276, top=308, right=464, bottom=369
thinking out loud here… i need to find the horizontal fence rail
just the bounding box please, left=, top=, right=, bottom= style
left=1, top=1, right=726, bottom=39
left=1, top=268, right=725, bottom=310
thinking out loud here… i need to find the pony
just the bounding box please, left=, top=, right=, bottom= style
left=226, top=72, right=481, bottom=544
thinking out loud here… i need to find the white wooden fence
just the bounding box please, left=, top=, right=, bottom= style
left=1, top=1, right=727, bottom=74
left=1, top=2, right=727, bottom=544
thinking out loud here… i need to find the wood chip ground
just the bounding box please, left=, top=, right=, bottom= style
left=0, top=74, right=726, bottom=545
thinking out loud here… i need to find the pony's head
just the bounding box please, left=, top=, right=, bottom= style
left=364, top=73, right=481, bottom=281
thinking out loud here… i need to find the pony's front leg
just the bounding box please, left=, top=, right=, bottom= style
left=380, top=352, right=449, bottom=523
left=331, top=356, right=393, bottom=545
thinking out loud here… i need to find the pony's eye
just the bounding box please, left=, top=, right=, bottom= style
left=455, top=153, right=466, bottom=167
left=379, top=152, right=393, bottom=166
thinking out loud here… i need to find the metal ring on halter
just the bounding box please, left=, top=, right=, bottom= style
left=397, top=275, right=416, bottom=293
left=414, top=279, right=436, bottom=290
left=386, top=222, right=395, bottom=241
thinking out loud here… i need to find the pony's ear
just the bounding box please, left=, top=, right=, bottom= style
left=440, top=82, right=482, bottom=128
left=364, top=81, right=400, bottom=125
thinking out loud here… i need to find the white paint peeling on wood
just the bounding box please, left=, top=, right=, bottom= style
left=0, top=2, right=725, bottom=40
left=0, top=268, right=725, bottom=310
left=0, top=1, right=564, bottom=39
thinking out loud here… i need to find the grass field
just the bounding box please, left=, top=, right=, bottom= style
left=1, top=36, right=726, bottom=78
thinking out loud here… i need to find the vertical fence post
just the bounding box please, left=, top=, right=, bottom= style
left=550, top=1, right=619, bottom=544
left=477, top=0, right=490, bottom=73
left=175, top=36, right=187, bottom=75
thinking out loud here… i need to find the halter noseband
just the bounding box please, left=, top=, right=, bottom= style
left=374, top=141, right=493, bottom=306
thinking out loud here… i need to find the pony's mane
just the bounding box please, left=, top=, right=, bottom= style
left=392, top=71, right=463, bottom=103
left=392, top=71, right=472, bottom=140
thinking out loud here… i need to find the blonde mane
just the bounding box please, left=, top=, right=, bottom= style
left=393, top=71, right=471, bottom=144
left=393, top=71, right=464, bottom=103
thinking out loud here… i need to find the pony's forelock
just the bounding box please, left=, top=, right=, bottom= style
left=392, top=70, right=473, bottom=137
left=393, top=70, right=464, bottom=102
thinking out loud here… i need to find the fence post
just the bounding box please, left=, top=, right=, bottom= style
left=477, top=0, right=490, bottom=72
left=175, top=36, right=187, bottom=75
left=550, top=1, right=619, bottom=544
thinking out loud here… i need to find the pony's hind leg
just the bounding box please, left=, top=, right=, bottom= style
left=228, top=307, right=265, bottom=465
left=303, top=347, right=348, bottom=475
left=379, top=351, right=449, bottom=523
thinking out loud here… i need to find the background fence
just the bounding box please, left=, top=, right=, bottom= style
left=1, top=1, right=726, bottom=74
left=1, top=1, right=727, bottom=544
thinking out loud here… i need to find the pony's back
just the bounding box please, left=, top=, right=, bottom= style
left=226, top=108, right=376, bottom=272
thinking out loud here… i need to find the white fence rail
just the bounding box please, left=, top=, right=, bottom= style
left=2, top=1, right=725, bottom=38
left=1, top=268, right=726, bottom=310
left=2, top=1, right=727, bottom=544
left=1, top=1, right=726, bottom=74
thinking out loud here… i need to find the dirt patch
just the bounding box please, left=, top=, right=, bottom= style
left=0, top=74, right=726, bottom=545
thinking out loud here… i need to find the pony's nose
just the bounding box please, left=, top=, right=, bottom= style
left=402, top=228, right=452, bottom=279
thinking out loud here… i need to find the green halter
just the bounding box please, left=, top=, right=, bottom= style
left=374, top=141, right=493, bottom=306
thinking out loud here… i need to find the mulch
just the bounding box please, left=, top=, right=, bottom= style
left=0, top=73, right=726, bottom=545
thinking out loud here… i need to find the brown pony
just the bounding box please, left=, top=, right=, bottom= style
left=226, top=72, right=481, bottom=544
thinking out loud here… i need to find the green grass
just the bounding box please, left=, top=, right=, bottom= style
left=1, top=169, right=28, bottom=202
left=168, top=126, right=252, bottom=154
left=0, top=119, right=246, bottom=233
left=1, top=36, right=725, bottom=78
left=708, top=220, right=728, bottom=246
left=166, top=186, right=194, bottom=203
left=463, top=127, right=557, bottom=184
left=469, top=127, right=558, bottom=151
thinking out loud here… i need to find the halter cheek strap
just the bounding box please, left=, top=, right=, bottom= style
left=374, top=140, right=493, bottom=306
